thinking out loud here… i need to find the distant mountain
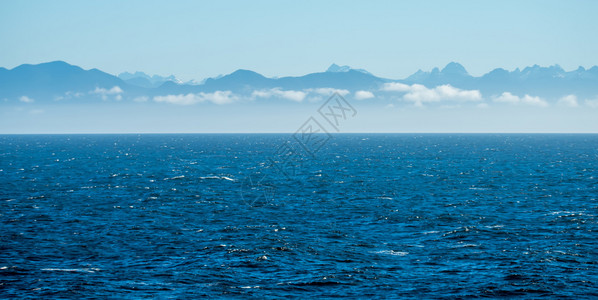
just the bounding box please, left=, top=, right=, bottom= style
left=0, top=61, right=134, bottom=101
left=275, top=69, right=385, bottom=91
left=402, top=62, right=598, bottom=98
left=118, top=71, right=183, bottom=88
left=404, top=62, right=473, bottom=87
left=202, top=69, right=274, bottom=91
left=2, top=61, right=598, bottom=103
left=159, top=67, right=386, bottom=94
left=326, top=63, right=373, bottom=75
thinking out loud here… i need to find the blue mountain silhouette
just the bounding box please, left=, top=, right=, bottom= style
left=402, top=62, right=598, bottom=98
left=0, top=61, right=134, bottom=100
left=118, top=71, right=181, bottom=88
left=2, top=61, right=598, bottom=103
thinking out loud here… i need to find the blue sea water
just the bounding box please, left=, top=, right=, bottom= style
left=1, top=134, right=597, bottom=298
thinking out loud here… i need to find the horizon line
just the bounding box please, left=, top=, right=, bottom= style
left=2, top=132, right=598, bottom=135
left=4, top=60, right=598, bottom=83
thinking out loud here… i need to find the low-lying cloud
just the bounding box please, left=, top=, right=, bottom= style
left=19, top=96, right=34, bottom=103
left=91, top=86, right=123, bottom=100
left=305, top=88, right=350, bottom=97
left=585, top=98, right=598, bottom=108
left=381, top=82, right=412, bottom=92
left=557, top=95, right=579, bottom=107
left=493, top=92, right=548, bottom=107
left=152, top=88, right=353, bottom=105
left=354, top=90, right=374, bottom=100
left=154, top=91, right=238, bottom=105
left=133, top=96, right=149, bottom=103
left=382, top=82, right=482, bottom=106
left=252, top=88, right=307, bottom=102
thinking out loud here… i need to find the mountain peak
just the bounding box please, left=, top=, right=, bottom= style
left=228, top=69, right=265, bottom=78
left=441, top=62, right=469, bottom=76
left=14, top=60, right=80, bottom=72
left=325, top=63, right=372, bottom=76
left=42, top=60, right=71, bottom=67
left=326, top=63, right=352, bottom=73
left=201, top=69, right=270, bottom=89
left=549, top=64, right=564, bottom=72
left=118, top=71, right=182, bottom=88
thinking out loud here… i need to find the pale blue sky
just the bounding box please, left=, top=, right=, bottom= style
left=1, top=0, right=597, bottom=81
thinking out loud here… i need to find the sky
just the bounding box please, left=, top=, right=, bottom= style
left=1, top=0, right=598, bottom=81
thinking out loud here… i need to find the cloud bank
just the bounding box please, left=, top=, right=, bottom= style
left=154, top=91, right=238, bottom=105
left=493, top=92, right=548, bottom=107
left=152, top=87, right=352, bottom=105
left=91, top=86, right=123, bottom=100
left=382, top=82, right=482, bottom=106
left=252, top=88, right=306, bottom=102
left=557, top=95, right=579, bottom=107
left=354, top=90, right=374, bottom=100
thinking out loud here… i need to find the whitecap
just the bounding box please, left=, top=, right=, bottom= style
left=452, top=243, right=479, bottom=248
left=200, top=176, right=235, bottom=182
left=549, top=211, right=576, bottom=215
left=372, top=250, right=408, bottom=256
left=484, top=225, right=504, bottom=229
left=41, top=268, right=99, bottom=273
left=549, top=211, right=591, bottom=217
left=468, top=187, right=489, bottom=191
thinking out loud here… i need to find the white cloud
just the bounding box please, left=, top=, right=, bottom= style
left=381, top=82, right=411, bottom=92
left=19, top=96, right=34, bottom=103
left=354, top=90, right=374, bottom=100
left=434, top=85, right=482, bottom=101
left=202, top=91, right=238, bottom=104
left=303, top=88, right=350, bottom=103
left=133, top=96, right=149, bottom=103
left=55, top=91, right=85, bottom=101
left=91, top=86, right=123, bottom=100
left=154, top=94, right=198, bottom=105
left=413, top=100, right=425, bottom=108
left=153, top=91, right=238, bottom=105
left=306, top=96, right=325, bottom=103
left=383, top=83, right=481, bottom=106
left=305, top=88, right=350, bottom=97
left=586, top=99, right=598, bottom=108
left=92, top=86, right=123, bottom=95
left=493, top=92, right=519, bottom=104
left=252, top=88, right=306, bottom=102
left=521, top=95, right=548, bottom=107
left=493, top=92, right=548, bottom=107
left=557, top=95, right=579, bottom=107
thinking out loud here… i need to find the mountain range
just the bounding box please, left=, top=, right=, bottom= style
left=117, top=71, right=185, bottom=88
left=2, top=61, right=598, bottom=103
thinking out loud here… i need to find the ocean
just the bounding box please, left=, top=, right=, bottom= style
left=1, top=134, right=597, bottom=298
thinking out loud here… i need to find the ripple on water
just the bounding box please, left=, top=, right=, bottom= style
left=0, top=134, right=597, bottom=298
